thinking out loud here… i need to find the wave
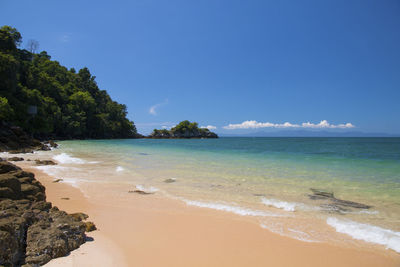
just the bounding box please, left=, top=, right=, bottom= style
left=53, top=153, right=85, bottom=164
left=260, top=223, right=318, bottom=243
left=261, top=197, right=299, bottom=212
left=35, top=165, right=72, bottom=177
left=183, top=199, right=284, bottom=217
left=116, top=166, right=124, bottom=172
left=135, top=185, right=159, bottom=193
left=327, top=217, right=400, bottom=253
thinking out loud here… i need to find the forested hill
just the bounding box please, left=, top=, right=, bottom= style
left=0, top=26, right=139, bottom=139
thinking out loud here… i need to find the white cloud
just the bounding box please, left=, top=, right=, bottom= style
left=201, top=125, right=217, bottom=130
left=149, top=99, right=168, bottom=115
left=223, top=120, right=355, bottom=130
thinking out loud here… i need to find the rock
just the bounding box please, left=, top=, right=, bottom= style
left=61, top=197, right=70, bottom=200
left=35, top=159, right=57, bottom=166
left=309, top=188, right=371, bottom=210
left=53, top=178, right=63, bottom=183
left=24, top=208, right=86, bottom=265
left=70, top=212, right=89, bottom=221
left=310, top=188, right=334, bottom=198
left=85, top=221, right=97, bottom=232
left=0, top=162, right=88, bottom=266
left=332, top=198, right=371, bottom=209
left=164, top=178, right=176, bottom=183
left=7, top=157, right=24, bottom=161
left=0, top=161, right=21, bottom=174
left=128, top=190, right=154, bottom=195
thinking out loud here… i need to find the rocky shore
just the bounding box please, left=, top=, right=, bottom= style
left=0, top=123, right=56, bottom=153
left=0, top=160, right=93, bottom=266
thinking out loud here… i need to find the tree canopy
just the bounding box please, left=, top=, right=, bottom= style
left=150, top=120, right=218, bottom=138
left=0, top=25, right=138, bottom=139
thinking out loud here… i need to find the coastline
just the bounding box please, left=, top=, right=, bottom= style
left=15, top=161, right=400, bottom=267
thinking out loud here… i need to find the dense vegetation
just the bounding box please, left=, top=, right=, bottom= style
left=149, top=120, right=218, bottom=138
left=0, top=26, right=138, bottom=139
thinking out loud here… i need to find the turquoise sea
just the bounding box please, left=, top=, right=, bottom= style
left=30, top=137, right=400, bottom=252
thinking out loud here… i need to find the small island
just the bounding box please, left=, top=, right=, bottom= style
left=148, top=120, right=218, bottom=139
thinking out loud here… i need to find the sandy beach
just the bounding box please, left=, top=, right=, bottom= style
left=14, top=161, right=399, bottom=267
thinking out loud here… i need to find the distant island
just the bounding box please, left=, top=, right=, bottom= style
left=0, top=26, right=139, bottom=140
left=148, top=120, right=218, bottom=138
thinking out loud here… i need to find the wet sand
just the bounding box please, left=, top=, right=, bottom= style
left=14, top=161, right=399, bottom=267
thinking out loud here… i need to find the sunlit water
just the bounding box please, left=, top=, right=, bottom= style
left=12, top=138, right=400, bottom=253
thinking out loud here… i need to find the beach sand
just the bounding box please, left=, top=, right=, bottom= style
left=17, top=162, right=399, bottom=267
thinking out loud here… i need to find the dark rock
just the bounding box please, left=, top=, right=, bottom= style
left=332, top=198, right=371, bottom=209
left=85, top=221, right=97, bottom=232
left=128, top=190, right=154, bottom=195
left=7, top=157, right=24, bottom=161
left=164, top=178, right=176, bottom=183
left=70, top=212, right=89, bottom=221
left=0, top=161, right=21, bottom=174
left=0, top=162, right=88, bottom=266
left=35, top=159, right=57, bottom=166
left=309, top=188, right=371, bottom=211
left=310, top=188, right=334, bottom=198
left=53, top=178, right=63, bottom=183
left=24, top=208, right=86, bottom=265
left=61, top=197, right=70, bottom=200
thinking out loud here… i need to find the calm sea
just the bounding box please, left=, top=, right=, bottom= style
left=32, top=137, right=400, bottom=252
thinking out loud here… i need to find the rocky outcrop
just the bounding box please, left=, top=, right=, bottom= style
left=0, top=161, right=88, bottom=266
left=0, top=122, right=51, bottom=153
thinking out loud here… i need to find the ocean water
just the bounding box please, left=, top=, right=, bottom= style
left=29, top=138, right=400, bottom=253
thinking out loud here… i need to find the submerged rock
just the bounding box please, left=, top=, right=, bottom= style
left=53, top=178, right=63, bottom=183
left=309, top=188, right=371, bottom=211
left=164, top=178, right=176, bottom=183
left=7, top=157, right=24, bottom=162
left=35, top=159, right=57, bottom=166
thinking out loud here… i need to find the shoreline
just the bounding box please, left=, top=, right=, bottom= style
left=15, top=160, right=400, bottom=267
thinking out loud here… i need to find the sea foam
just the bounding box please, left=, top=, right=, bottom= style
left=327, top=217, right=400, bottom=253
left=135, top=185, right=159, bottom=193
left=261, top=197, right=298, bottom=212
left=116, top=166, right=124, bottom=172
left=183, top=199, right=284, bottom=217
left=53, top=153, right=85, bottom=164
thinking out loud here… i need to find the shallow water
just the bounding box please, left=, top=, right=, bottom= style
left=22, top=137, right=400, bottom=253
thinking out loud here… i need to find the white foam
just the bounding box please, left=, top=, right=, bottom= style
left=53, top=153, right=85, bottom=164
left=116, top=166, right=124, bottom=172
left=327, top=217, right=400, bottom=253
left=183, top=199, right=284, bottom=217
left=261, top=197, right=298, bottom=212
left=35, top=165, right=71, bottom=177
left=135, top=185, right=159, bottom=193
left=260, top=223, right=318, bottom=243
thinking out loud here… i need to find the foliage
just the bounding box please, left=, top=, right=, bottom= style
left=0, top=25, right=137, bottom=139
left=150, top=120, right=218, bottom=138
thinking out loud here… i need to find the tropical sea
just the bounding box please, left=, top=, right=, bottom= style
left=30, top=137, right=400, bottom=253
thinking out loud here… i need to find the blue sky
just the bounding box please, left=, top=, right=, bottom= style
left=1, top=0, right=399, bottom=135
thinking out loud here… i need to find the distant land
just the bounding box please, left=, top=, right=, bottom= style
left=219, top=130, right=400, bottom=138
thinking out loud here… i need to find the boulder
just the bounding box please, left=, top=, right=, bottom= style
left=0, top=162, right=89, bottom=266
left=7, top=157, right=24, bottom=161
left=35, top=159, right=57, bottom=166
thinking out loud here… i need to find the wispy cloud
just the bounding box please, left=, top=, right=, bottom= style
left=59, top=34, right=71, bottom=43
left=223, top=120, right=355, bottom=130
left=149, top=99, right=168, bottom=116
left=201, top=125, right=217, bottom=130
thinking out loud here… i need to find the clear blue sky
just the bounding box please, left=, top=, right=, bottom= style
left=1, top=0, right=399, bottom=134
